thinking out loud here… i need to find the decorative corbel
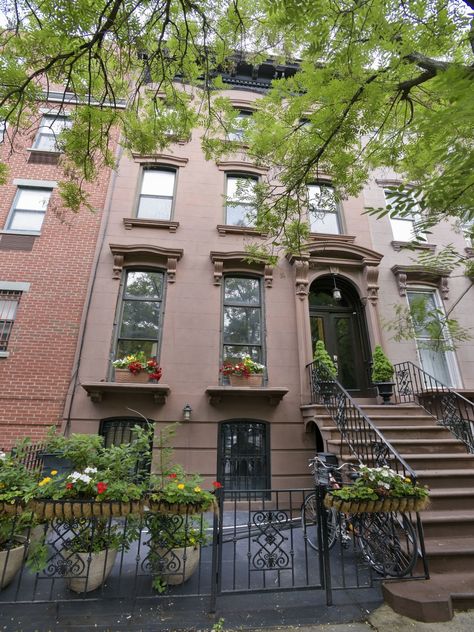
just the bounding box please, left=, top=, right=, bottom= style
left=295, top=259, right=309, bottom=300
left=112, top=254, right=124, bottom=280
left=365, top=266, right=380, bottom=305
left=167, top=257, right=178, bottom=283
left=440, top=276, right=449, bottom=300
left=264, top=264, right=273, bottom=288
left=395, top=270, right=408, bottom=297
left=213, top=260, right=224, bottom=286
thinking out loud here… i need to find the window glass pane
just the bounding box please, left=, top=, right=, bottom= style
left=137, top=196, right=173, bottom=220
left=219, top=422, right=268, bottom=497
left=9, top=210, right=45, bottom=231
left=310, top=211, right=340, bottom=234
left=223, top=345, right=262, bottom=363
left=223, top=306, right=261, bottom=344
left=418, top=342, right=452, bottom=386
left=390, top=217, right=416, bottom=242
left=228, top=111, right=251, bottom=141
left=125, top=271, right=163, bottom=299
left=407, top=291, right=437, bottom=337
left=42, top=115, right=70, bottom=134
left=309, top=288, right=349, bottom=308
left=116, top=339, right=158, bottom=359
left=224, top=277, right=260, bottom=304
left=36, top=134, right=58, bottom=151
left=16, top=188, right=51, bottom=211
left=226, top=202, right=254, bottom=226
left=141, top=170, right=175, bottom=196
left=308, top=185, right=336, bottom=212
left=0, top=300, right=18, bottom=320
left=120, top=301, right=161, bottom=338
left=227, top=176, right=256, bottom=202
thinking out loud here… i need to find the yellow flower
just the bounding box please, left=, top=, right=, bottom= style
left=194, top=486, right=201, bottom=493
left=51, top=470, right=58, bottom=476
left=404, top=477, right=412, bottom=483
left=177, top=483, right=185, bottom=490
left=38, top=477, right=51, bottom=487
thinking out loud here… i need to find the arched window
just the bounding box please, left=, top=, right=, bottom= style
left=218, top=421, right=269, bottom=498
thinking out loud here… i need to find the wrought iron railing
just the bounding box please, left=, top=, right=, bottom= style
left=307, top=362, right=417, bottom=480
left=394, top=361, right=474, bottom=453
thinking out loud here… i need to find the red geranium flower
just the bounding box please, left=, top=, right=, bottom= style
left=97, top=482, right=108, bottom=494
left=168, top=473, right=177, bottom=479
left=66, top=482, right=74, bottom=490
left=212, top=481, right=223, bottom=489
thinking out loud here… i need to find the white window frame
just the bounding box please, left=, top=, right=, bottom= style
left=225, top=174, right=258, bottom=227
left=384, top=189, right=425, bottom=243
left=308, top=184, right=342, bottom=235
left=136, top=167, right=177, bottom=221
left=406, top=288, right=461, bottom=388
left=33, top=114, right=71, bottom=152
left=5, top=186, right=53, bottom=234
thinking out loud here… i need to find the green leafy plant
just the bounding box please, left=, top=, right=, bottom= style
left=149, top=465, right=219, bottom=511
left=0, top=449, right=37, bottom=506
left=371, top=345, right=394, bottom=383
left=112, top=352, right=162, bottom=380
left=220, top=355, right=265, bottom=377
left=313, top=340, right=337, bottom=379
left=328, top=465, right=429, bottom=503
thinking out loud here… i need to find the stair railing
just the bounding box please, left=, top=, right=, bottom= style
left=307, top=361, right=417, bottom=480
left=394, top=361, right=474, bottom=454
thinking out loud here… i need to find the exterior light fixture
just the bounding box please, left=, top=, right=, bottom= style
left=332, top=275, right=342, bottom=301
left=183, top=403, right=192, bottom=421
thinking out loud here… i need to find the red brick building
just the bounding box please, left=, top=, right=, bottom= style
left=0, top=96, right=116, bottom=447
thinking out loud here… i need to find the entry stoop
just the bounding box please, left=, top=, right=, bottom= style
left=383, top=573, right=474, bottom=623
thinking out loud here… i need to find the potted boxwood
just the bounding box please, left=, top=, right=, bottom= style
left=371, top=345, right=395, bottom=404
left=313, top=340, right=337, bottom=401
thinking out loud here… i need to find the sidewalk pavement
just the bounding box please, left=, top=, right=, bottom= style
left=250, top=605, right=474, bottom=632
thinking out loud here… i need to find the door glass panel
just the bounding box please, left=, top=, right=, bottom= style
left=309, top=289, right=349, bottom=308
left=334, top=317, right=357, bottom=389
left=310, top=316, right=325, bottom=346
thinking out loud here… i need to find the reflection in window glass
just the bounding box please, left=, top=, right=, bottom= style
left=34, top=115, right=71, bottom=151
left=137, top=169, right=176, bottom=220
left=225, top=175, right=257, bottom=226
left=227, top=111, right=252, bottom=142
left=115, top=270, right=164, bottom=360
left=7, top=187, right=52, bottom=232
left=308, top=185, right=340, bottom=234
left=385, top=190, right=424, bottom=242
left=222, top=276, right=263, bottom=365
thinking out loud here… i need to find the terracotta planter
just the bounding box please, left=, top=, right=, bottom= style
left=66, top=548, right=118, bottom=593
left=152, top=545, right=200, bottom=586
left=114, top=369, right=149, bottom=383
left=229, top=374, right=263, bottom=387
left=0, top=542, right=25, bottom=590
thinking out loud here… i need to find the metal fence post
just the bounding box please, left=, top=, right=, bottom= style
left=209, top=489, right=221, bottom=614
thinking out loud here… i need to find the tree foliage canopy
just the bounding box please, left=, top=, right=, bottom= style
left=0, top=0, right=473, bottom=250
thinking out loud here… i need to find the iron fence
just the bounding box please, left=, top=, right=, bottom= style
left=394, top=361, right=474, bottom=453
left=0, top=491, right=428, bottom=612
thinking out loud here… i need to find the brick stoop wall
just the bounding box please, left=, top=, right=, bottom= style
left=0, top=118, right=116, bottom=447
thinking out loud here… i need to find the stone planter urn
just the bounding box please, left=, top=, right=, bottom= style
left=152, top=545, right=200, bottom=586
left=66, top=548, right=118, bottom=593
left=0, top=542, right=25, bottom=590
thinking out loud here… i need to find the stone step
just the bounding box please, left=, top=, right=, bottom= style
left=422, top=536, right=474, bottom=573
left=359, top=404, right=433, bottom=418
left=321, top=424, right=454, bottom=441
left=328, top=438, right=466, bottom=455
left=403, top=453, right=474, bottom=471
left=420, top=510, right=474, bottom=538
left=416, top=468, right=474, bottom=489
left=427, top=487, right=474, bottom=511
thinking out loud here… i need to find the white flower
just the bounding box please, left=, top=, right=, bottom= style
left=0, top=451, right=6, bottom=460
left=84, top=467, right=97, bottom=474
left=67, top=471, right=92, bottom=484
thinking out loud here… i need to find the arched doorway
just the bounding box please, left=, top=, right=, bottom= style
left=309, top=275, right=371, bottom=395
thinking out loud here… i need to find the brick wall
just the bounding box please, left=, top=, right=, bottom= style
left=0, top=115, right=115, bottom=448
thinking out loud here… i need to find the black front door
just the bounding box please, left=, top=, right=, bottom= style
left=309, top=277, right=370, bottom=395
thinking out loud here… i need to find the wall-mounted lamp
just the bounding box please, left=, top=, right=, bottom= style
left=182, top=404, right=192, bottom=421
left=332, top=275, right=342, bottom=301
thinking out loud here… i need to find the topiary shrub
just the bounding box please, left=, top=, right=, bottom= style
left=313, top=340, right=337, bottom=379
left=371, top=345, right=394, bottom=383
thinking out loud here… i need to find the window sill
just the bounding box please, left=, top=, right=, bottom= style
left=217, top=224, right=267, bottom=237
left=0, top=230, right=40, bottom=236
left=81, top=381, right=170, bottom=404
left=0, top=351, right=10, bottom=358
left=205, top=385, right=288, bottom=406
left=27, top=148, right=61, bottom=164
left=391, top=241, right=436, bottom=252
left=123, top=218, right=179, bottom=233
left=309, top=233, right=356, bottom=244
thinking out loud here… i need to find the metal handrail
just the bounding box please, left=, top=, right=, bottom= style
left=394, top=361, right=474, bottom=453
left=307, top=361, right=417, bottom=481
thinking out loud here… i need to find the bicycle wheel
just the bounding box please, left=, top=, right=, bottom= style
left=354, top=512, right=418, bottom=577
left=301, top=493, right=338, bottom=551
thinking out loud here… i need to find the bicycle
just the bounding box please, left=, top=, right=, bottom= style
left=301, top=456, right=419, bottom=578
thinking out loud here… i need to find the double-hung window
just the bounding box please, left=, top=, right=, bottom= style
left=225, top=175, right=257, bottom=226
left=6, top=187, right=52, bottom=233
left=385, top=189, right=424, bottom=242
left=0, top=121, right=5, bottom=143
left=222, top=276, right=264, bottom=367
left=227, top=110, right=252, bottom=142
left=137, top=168, right=176, bottom=221
left=115, top=270, right=165, bottom=360
left=308, top=184, right=341, bottom=234
left=34, top=115, right=71, bottom=151
left=0, top=290, right=21, bottom=352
